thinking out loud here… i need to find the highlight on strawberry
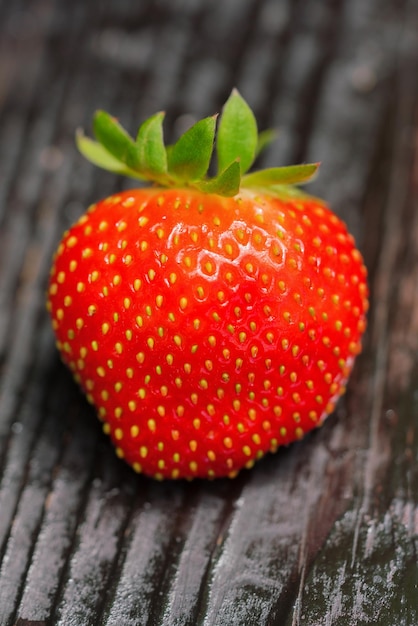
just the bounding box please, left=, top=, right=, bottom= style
left=47, top=89, right=368, bottom=480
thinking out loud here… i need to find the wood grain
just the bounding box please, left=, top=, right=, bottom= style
left=0, top=0, right=417, bottom=624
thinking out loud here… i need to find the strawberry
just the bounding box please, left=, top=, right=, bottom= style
left=47, top=90, right=368, bottom=480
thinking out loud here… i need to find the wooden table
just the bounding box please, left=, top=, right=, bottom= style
left=0, top=1, right=417, bottom=624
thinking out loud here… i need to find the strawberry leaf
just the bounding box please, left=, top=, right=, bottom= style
left=258, top=184, right=318, bottom=201
left=76, top=131, right=146, bottom=179
left=194, top=160, right=241, bottom=197
left=255, top=128, right=278, bottom=158
left=217, top=89, right=258, bottom=175
left=93, top=111, right=141, bottom=170
left=136, top=112, right=167, bottom=176
left=243, top=163, right=319, bottom=188
left=167, top=115, right=217, bottom=181
left=77, top=90, right=322, bottom=198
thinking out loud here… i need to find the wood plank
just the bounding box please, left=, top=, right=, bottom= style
left=0, top=0, right=416, bottom=624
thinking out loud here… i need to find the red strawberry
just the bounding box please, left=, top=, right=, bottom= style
left=47, top=90, right=368, bottom=480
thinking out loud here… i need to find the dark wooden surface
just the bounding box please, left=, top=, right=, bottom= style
left=0, top=1, right=417, bottom=624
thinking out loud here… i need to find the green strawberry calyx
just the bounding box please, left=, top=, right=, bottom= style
left=76, top=88, right=319, bottom=198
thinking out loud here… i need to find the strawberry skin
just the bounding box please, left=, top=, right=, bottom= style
left=47, top=187, right=368, bottom=479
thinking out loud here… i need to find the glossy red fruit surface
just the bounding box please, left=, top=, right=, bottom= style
left=47, top=186, right=368, bottom=479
